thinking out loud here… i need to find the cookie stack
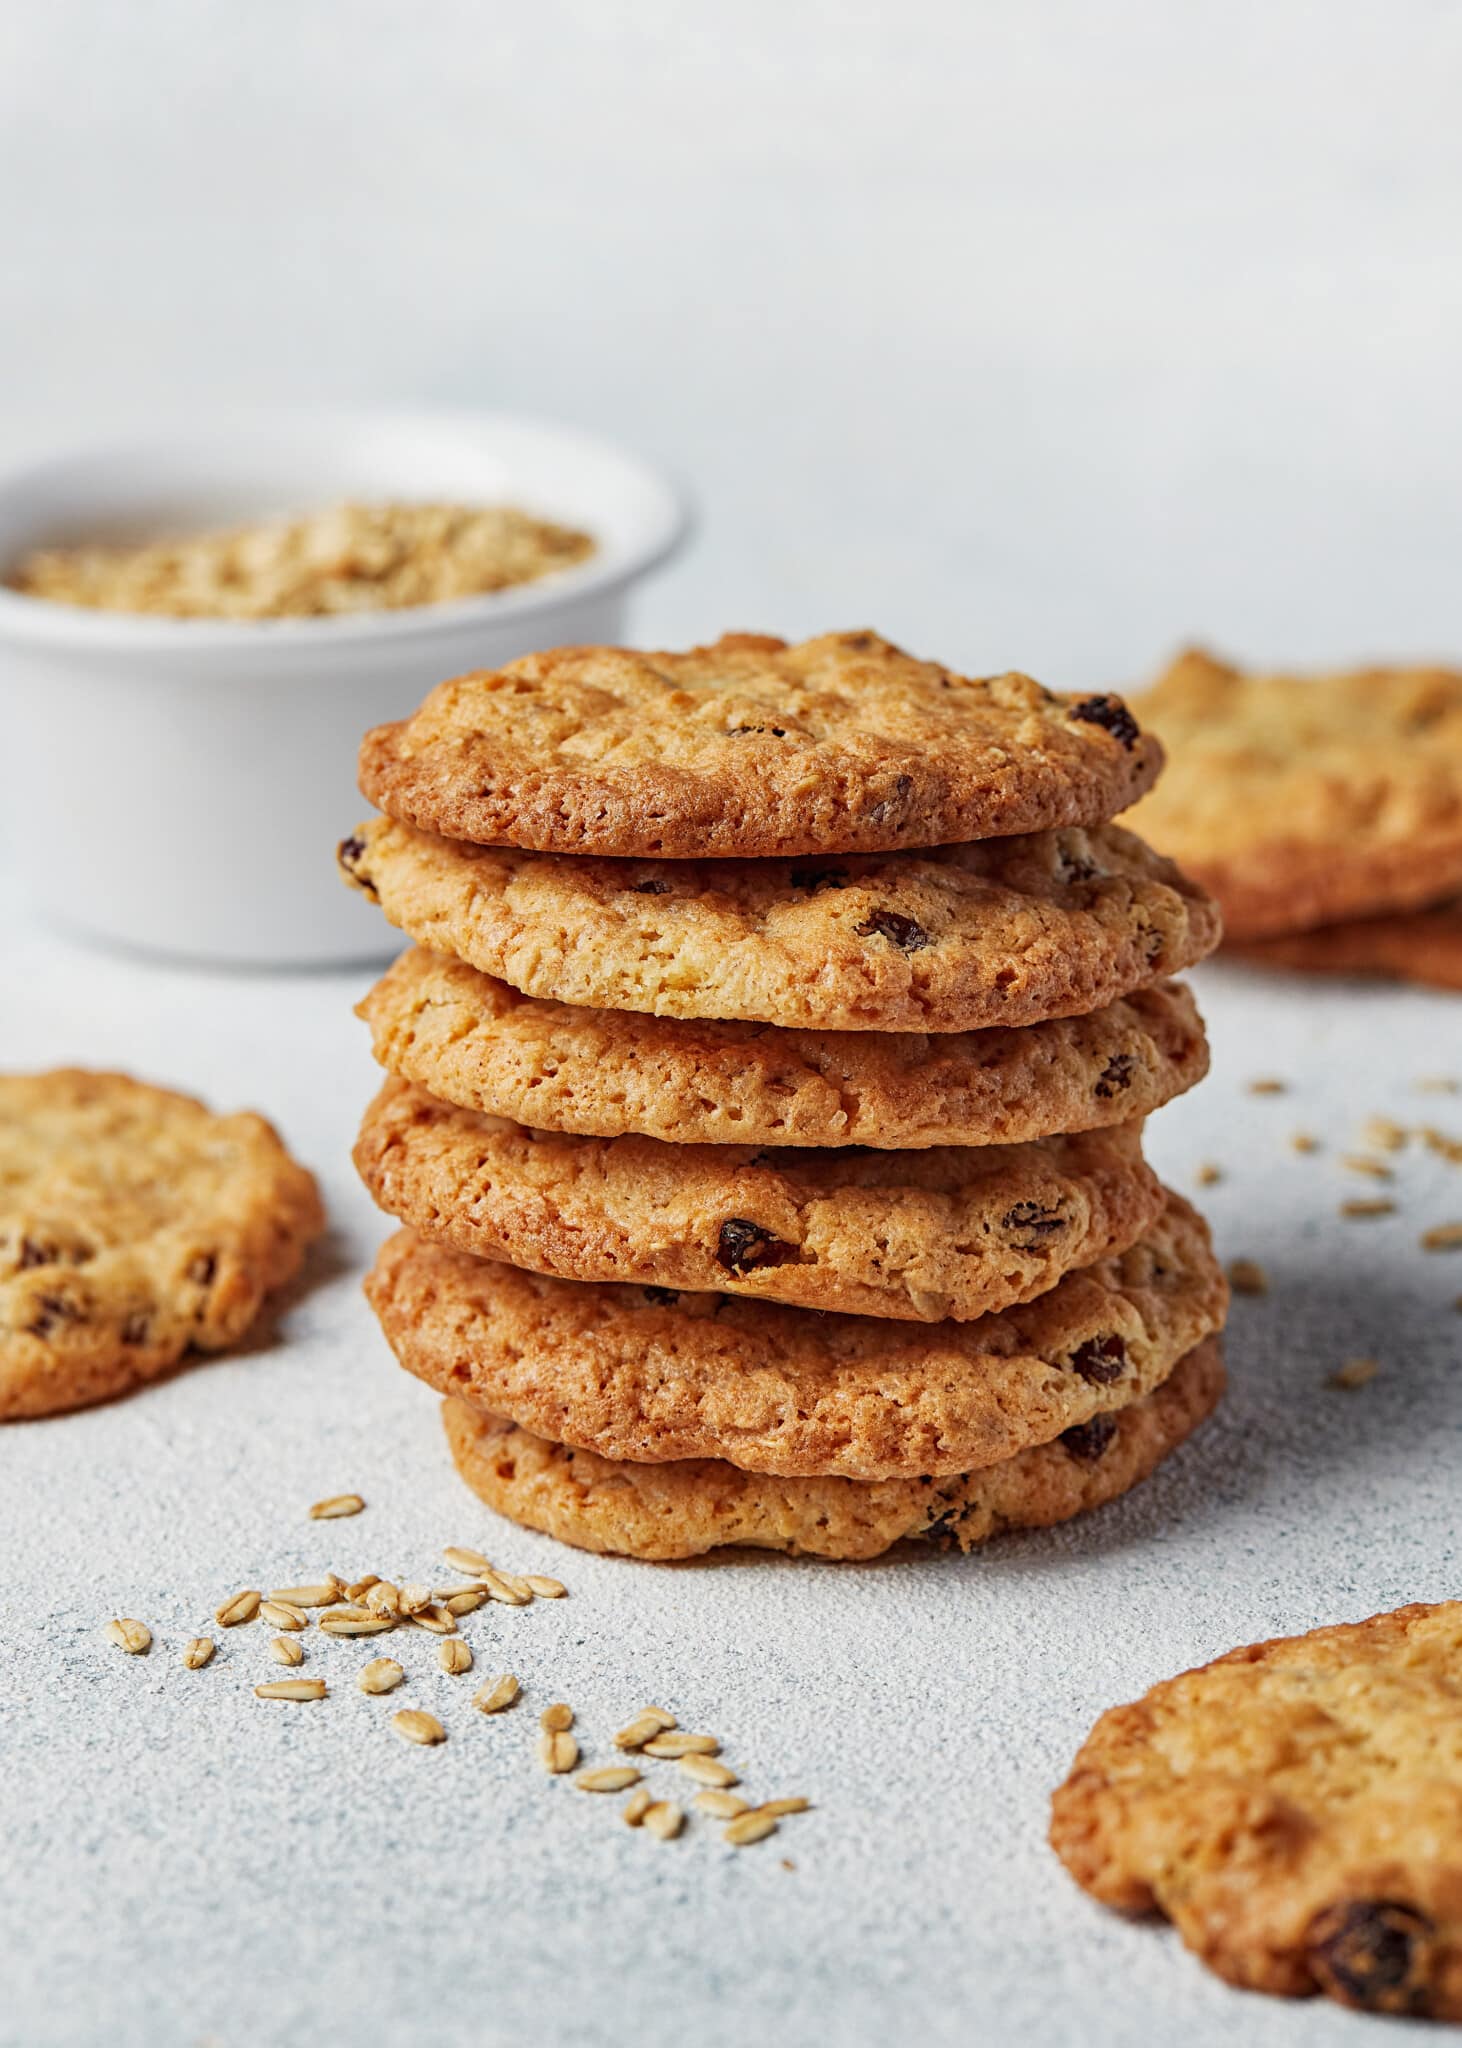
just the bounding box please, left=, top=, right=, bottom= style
left=341, top=630, right=1229, bottom=1561
left=1127, top=649, right=1462, bottom=991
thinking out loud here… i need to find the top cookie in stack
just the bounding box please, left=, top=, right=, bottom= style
left=343, top=630, right=1227, bottom=1561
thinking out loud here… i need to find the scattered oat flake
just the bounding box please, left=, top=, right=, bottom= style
left=443, top=1589, right=488, bottom=1616
left=1291, top=1131, right=1320, bottom=1154
left=1248, top=1078, right=1287, bottom=1095
left=693, top=1789, right=751, bottom=1820
left=540, top=1702, right=574, bottom=1733
left=1340, top=1198, right=1396, bottom=1219
left=1330, top=1357, right=1379, bottom=1391
left=1421, top=1222, right=1462, bottom=1252
left=1362, top=1117, right=1409, bottom=1152
left=364, top=1582, right=402, bottom=1618
left=439, top=1639, right=473, bottom=1676
left=407, top=1604, right=457, bottom=1635
left=1194, top=1162, right=1223, bottom=1187
left=478, top=1568, right=532, bottom=1606
left=622, top=1786, right=655, bottom=1827
left=104, top=1618, right=151, bottom=1655
left=642, top=1801, right=685, bottom=1841
left=524, top=1575, right=567, bottom=1599
left=1415, top=1077, right=1459, bottom=1094
left=442, top=1545, right=492, bottom=1576
left=309, top=1493, right=364, bottom=1520
left=269, top=1636, right=305, bottom=1667
left=757, top=1797, right=812, bottom=1818
left=259, top=1600, right=308, bottom=1632
left=182, top=1637, right=214, bottom=1670
left=346, top=1575, right=380, bottom=1602
left=392, top=1709, right=446, bottom=1747
left=1341, top=1155, right=1392, bottom=1181
left=1226, top=1258, right=1268, bottom=1297
left=215, top=1589, right=261, bottom=1629
left=724, top=1811, right=779, bottom=1847
left=320, top=1612, right=397, bottom=1637
left=538, top=1730, right=579, bottom=1774
left=473, top=1674, right=521, bottom=1715
left=576, top=1767, right=642, bottom=1794
left=1421, top=1128, right=1462, bottom=1165
left=255, top=1678, right=326, bottom=1702
left=615, top=1709, right=676, bottom=1750
left=359, top=1659, right=405, bottom=1695
left=642, top=1731, right=719, bottom=1759
left=678, top=1754, right=740, bottom=1789
left=271, top=1580, right=344, bottom=1607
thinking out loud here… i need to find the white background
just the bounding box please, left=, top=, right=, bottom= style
left=3, top=9, right=1461, bottom=2047
left=2, top=0, right=1460, bottom=679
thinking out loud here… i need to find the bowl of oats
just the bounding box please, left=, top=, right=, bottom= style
left=0, top=412, right=685, bottom=964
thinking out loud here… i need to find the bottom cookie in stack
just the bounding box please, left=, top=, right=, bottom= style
left=440, top=1337, right=1224, bottom=1561
left=364, top=1188, right=1228, bottom=1561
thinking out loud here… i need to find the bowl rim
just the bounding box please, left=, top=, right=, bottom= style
left=0, top=408, right=690, bottom=654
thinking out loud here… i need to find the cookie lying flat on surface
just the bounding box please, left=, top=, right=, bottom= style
left=357, top=628, right=1162, bottom=860
left=441, top=1334, right=1224, bottom=1560
left=355, top=1078, right=1164, bottom=1322
left=0, top=1069, right=324, bottom=1420
left=1235, top=898, right=1462, bottom=992
left=1051, top=1600, right=1462, bottom=2019
left=1125, top=647, right=1462, bottom=941
left=365, top=1191, right=1226, bottom=1479
left=359, top=949, right=1210, bottom=1148
left=339, top=820, right=1220, bottom=1034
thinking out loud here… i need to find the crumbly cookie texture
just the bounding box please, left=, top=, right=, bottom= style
left=1126, top=647, right=1462, bottom=940
left=359, top=950, right=1210, bottom=1149
left=1235, top=898, right=1462, bottom=992
left=441, top=1334, right=1224, bottom=1561
left=339, top=820, right=1220, bottom=1034
left=0, top=1070, right=324, bottom=1420
left=1051, top=1600, right=1462, bottom=2019
left=354, top=1078, right=1164, bottom=1323
left=10, top=501, right=594, bottom=619
left=364, top=1190, right=1226, bottom=1480
left=357, top=629, right=1163, bottom=859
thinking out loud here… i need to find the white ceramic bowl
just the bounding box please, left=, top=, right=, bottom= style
left=0, top=412, right=686, bottom=965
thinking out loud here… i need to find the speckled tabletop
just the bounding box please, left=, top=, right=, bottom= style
left=3, top=877, right=1459, bottom=2048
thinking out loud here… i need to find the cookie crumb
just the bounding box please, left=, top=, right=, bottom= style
left=1420, top=1222, right=1462, bottom=1252
left=1194, top=1162, right=1223, bottom=1187
left=1340, top=1198, right=1396, bottom=1220
left=1247, top=1078, right=1287, bottom=1096
left=1290, top=1131, right=1320, bottom=1154
left=1226, top=1258, right=1268, bottom=1297
left=1329, top=1357, right=1379, bottom=1391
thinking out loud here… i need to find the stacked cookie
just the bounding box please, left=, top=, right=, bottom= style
left=341, top=630, right=1229, bottom=1561
left=1127, top=649, right=1462, bottom=990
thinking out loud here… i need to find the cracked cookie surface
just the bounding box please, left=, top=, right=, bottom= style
left=340, top=820, right=1220, bottom=1033
left=359, top=949, right=1210, bottom=1147
left=0, top=1069, right=324, bottom=1419
left=1126, top=648, right=1462, bottom=940
left=355, top=1077, right=1164, bottom=1322
left=364, top=1189, right=1226, bottom=1479
left=440, top=1333, right=1224, bottom=1561
left=1051, top=1599, right=1462, bottom=2019
left=358, top=628, right=1162, bottom=859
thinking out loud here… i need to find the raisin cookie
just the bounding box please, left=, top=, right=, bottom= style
left=358, top=629, right=1162, bottom=860
left=1051, top=1599, right=1462, bottom=2019
left=1235, top=898, right=1462, bottom=992
left=355, top=1079, right=1163, bottom=1322
left=440, top=1333, right=1224, bottom=1561
left=0, top=1069, right=324, bottom=1420
left=359, top=949, right=1210, bottom=1148
left=364, top=1190, right=1227, bottom=1479
left=1126, top=648, right=1462, bottom=940
left=339, top=820, right=1220, bottom=1033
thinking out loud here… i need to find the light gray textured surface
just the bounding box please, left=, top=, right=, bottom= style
left=2, top=875, right=1459, bottom=2048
